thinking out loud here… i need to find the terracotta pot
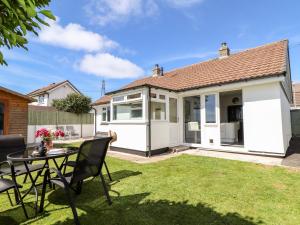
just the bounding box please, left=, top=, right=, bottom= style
left=44, top=140, right=53, bottom=151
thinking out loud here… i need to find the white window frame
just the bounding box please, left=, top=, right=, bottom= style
left=205, top=94, right=217, bottom=124
left=111, top=92, right=144, bottom=122
left=101, top=106, right=110, bottom=123
left=38, top=95, right=44, bottom=104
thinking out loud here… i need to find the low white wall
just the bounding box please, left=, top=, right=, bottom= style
left=97, top=123, right=148, bottom=151
left=243, top=82, right=285, bottom=154
left=151, top=121, right=169, bottom=150
left=27, top=124, right=94, bottom=144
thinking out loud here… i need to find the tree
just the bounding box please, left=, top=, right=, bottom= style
left=52, top=93, right=92, bottom=114
left=0, top=0, right=55, bottom=65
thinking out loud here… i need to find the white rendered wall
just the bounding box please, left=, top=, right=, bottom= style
left=280, top=87, right=292, bottom=151
left=243, top=82, right=285, bottom=154
left=48, top=84, right=77, bottom=106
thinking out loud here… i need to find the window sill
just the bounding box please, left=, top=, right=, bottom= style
left=204, top=123, right=218, bottom=127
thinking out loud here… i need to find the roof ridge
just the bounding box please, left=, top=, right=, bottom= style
left=165, top=39, right=288, bottom=75
left=27, top=80, right=68, bottom=96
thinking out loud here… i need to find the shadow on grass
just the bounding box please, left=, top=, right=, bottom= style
left=48, top=192, right=263, bottom=225
left=0, top=169, right=263, bottom=225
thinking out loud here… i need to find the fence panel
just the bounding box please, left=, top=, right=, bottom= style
left=28, top=110, right=94, bottom=125
left=291, top=109, right=300, bottom=136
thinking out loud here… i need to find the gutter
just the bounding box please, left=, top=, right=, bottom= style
left=105, top=73, right=286, bottom=96
left=92, top=107, right=97, bottom=135
left=148, top=86, right=152, bottom=157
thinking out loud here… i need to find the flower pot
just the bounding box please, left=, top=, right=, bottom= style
left=44, top=140, right=53, bottom=151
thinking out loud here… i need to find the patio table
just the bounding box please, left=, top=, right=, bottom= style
left=7, top=148, right=78, bottom=216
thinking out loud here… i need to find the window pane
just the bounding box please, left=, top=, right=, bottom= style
left=205, top=95, right=216, bottom=123
left=112, top=96, right=124, bottom=102
left=113, top=102, right=143, bottom=120
left=151, top=102, right=166, bottom=120
left=151, top=93, right=157, bottom=98
left=127, top=93, right=141, bottom=100
left=169, top=98, right=178, bottom=123
left=159, top=95, right=165, bottom=100
left=107, top=107, right=111, bottom=122
left=102, top=107, right=107, bottom=122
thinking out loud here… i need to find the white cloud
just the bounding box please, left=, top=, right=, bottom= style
left=85, top=0, right=158, bottom=26
left=38, top=18, right=118, bottom=52
left=166, top=0, right=205, bottom=8
left=78, top=53, right=144, bottom=79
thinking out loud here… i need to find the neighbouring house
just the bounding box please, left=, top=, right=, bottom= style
left=0, top=86, right=34, bottom=141
left=27, top=80, right=81, bottom=107
left=292, top=82, right=300, bottom=109
left=92, top=40, right=292, bottom=157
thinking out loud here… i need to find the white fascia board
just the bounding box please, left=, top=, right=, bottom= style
left=178, top=76, right=284, bottom=97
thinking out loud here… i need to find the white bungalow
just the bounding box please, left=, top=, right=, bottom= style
left=92, top=40, right=292, bottom=157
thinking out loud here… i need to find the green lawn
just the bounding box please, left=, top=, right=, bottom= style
left=1, top=144, right=300, bottom=225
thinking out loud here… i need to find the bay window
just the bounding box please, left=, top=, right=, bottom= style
left=113, top=102, right=143, bottom=120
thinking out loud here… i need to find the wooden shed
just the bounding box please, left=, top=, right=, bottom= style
left=0, top=86, right=34, bottom=141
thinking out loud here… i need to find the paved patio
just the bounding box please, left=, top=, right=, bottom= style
left=107, top=148, right=286, bottom=166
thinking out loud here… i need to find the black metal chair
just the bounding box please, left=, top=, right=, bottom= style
left=40, top=137, right=112, bottom=225
left=0, top=135, right=45, bottom=176
left=0, top=161, right=28, bottom=218
left=63, top=135, right=113, bottom=181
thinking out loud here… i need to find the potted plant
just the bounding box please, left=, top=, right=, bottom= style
left=35, top=128, right=65, bottom=151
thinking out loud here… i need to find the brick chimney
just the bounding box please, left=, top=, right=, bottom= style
left=219, top=42, right=230, bottom=58
left=152, top=64, right=163, bottom=77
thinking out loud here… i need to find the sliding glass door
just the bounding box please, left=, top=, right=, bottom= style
left=183, top=96, right=201, bottom=144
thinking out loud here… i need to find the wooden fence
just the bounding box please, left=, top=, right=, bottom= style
left=28, top=110, right=94, bottom=125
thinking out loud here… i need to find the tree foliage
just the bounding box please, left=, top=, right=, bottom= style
left=0, top=0, right=55, bottom=65
left=52, top=93, right=92, bottom=115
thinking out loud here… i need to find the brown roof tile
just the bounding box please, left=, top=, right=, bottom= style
left=27, top=80, right=68, bottom=96
left=91, top=95, right=111, bottom=106
left=117, top=40, right=288, bottom=93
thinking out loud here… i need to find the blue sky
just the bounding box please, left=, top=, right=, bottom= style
left=1, top=0, right=300, bottom=101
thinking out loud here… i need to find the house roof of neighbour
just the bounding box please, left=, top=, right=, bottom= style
left=27, top=80, right=82, bottom=97
left=292, top=83, right=300, bottom=107
left=91, top=95, right=111, bottom=106
left=108, top=40, right=288, bottom=94
left=0, top=86, right=34, bottom=102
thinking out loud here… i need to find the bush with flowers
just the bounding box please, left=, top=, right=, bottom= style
left=35, top=128, right=65, bottom=142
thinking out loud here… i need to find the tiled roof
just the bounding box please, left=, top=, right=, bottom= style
left=93, top=40, right=288, bottom=105
left=114, top=40, right=288, bottom=93
left=27, top=80, right=82, bottom=97
left=27, top=80, right=68, bottom=96
left=292, top=83, right=300, bottom=107
left=91, top=95, right=111, bottom=106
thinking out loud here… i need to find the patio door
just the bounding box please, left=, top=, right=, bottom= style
left=183, top=96, right=201, bottom=144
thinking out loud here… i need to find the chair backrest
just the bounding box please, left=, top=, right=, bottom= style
left=66, top=126, right=74, bottom=132
left=71, top=137, right=112, bottom=184
left=0, top=135, right=26, bottom=162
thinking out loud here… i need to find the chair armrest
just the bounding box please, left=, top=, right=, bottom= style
left=0, top=160, right=14, bottom=173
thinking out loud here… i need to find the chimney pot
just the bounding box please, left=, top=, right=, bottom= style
left=219, top=42, right=230, bottom=58
left=152, top=64, right=162, bottom=77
